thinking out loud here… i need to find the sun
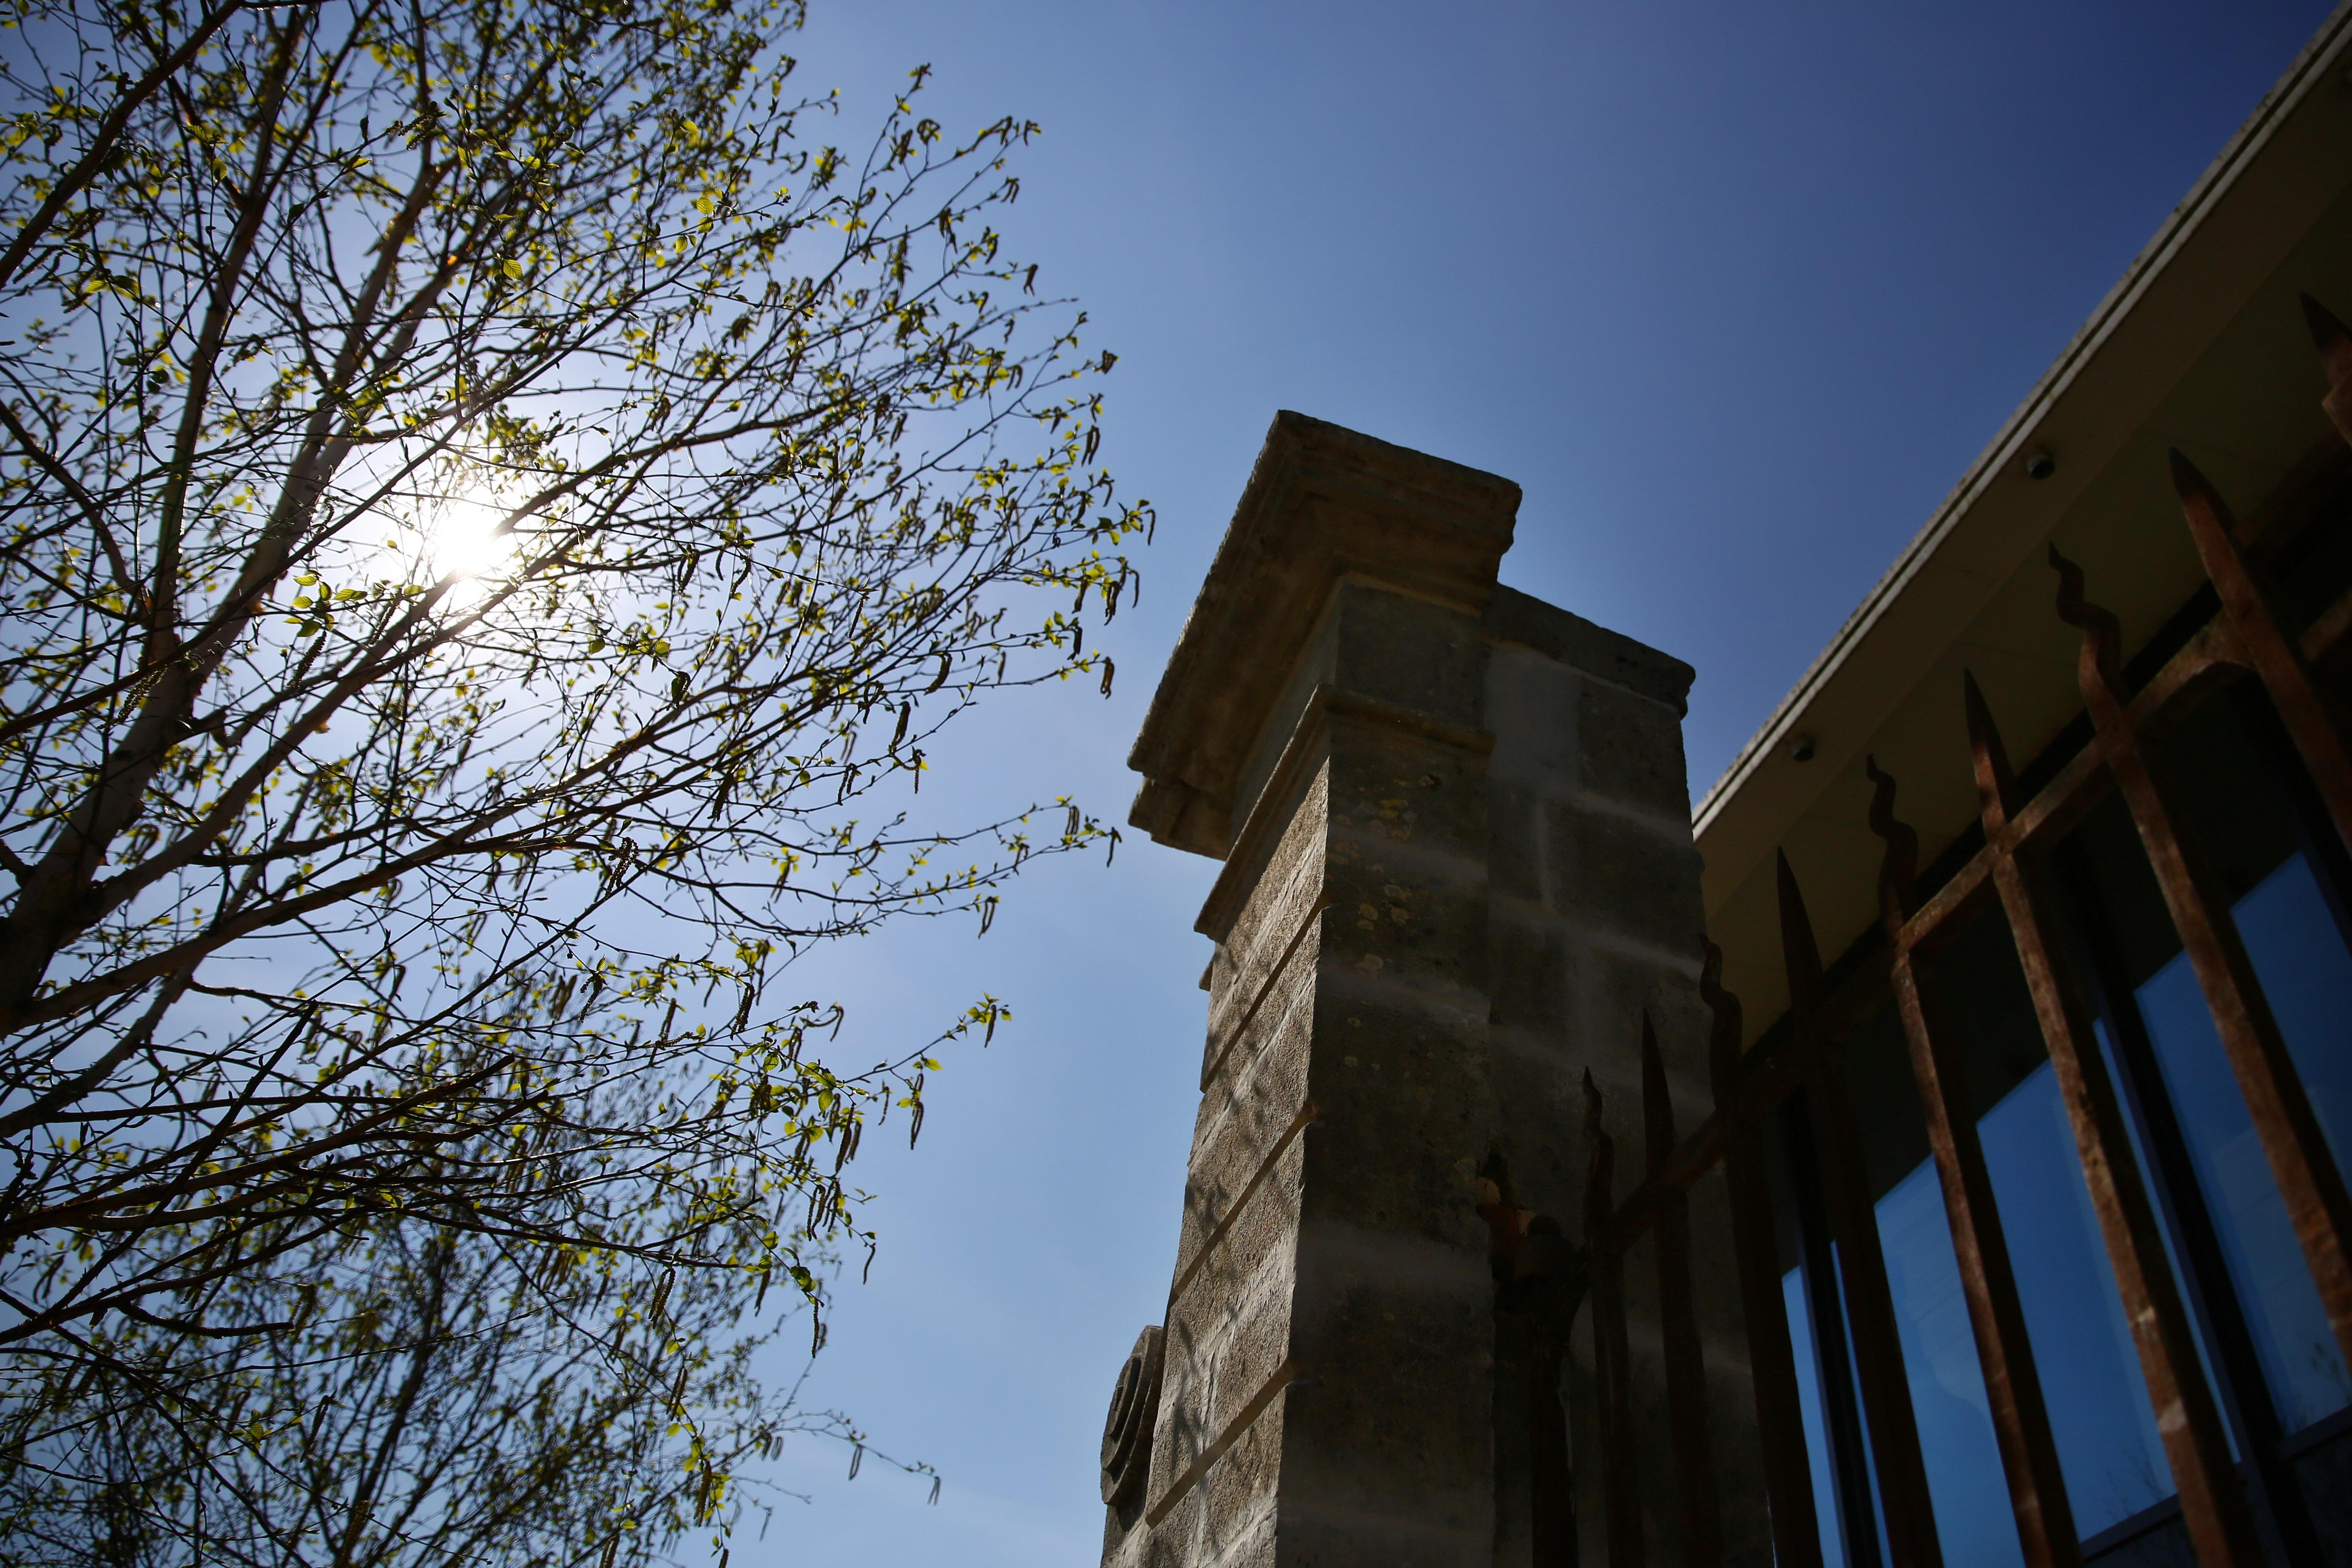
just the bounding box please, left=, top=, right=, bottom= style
left=424, top=487, right=518, bottom=583
left=375, top=483, right=521, bottom=607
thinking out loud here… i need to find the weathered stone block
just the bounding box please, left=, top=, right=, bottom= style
left=1188, top=1010, right=1313, bottom=1182
left=1483, top=641, right=1581, bottom=788
left=1204, top=769, right=1332, bottom=1014
left=1578, top=680, right=1692, bottom=819
left=1298, top=995, right=1490, bottom=1246
left=1487, top=909, right=1576, bottom=1039
left=1316, top=858, right=1488, bottom=1006
left=1285, top=1227, right=1494, bottom=1517
left=1484, top=583, right=1695, bottom=716
left=1276, top=1504, right=1491, bottom=1568
left=1327, top=579, right=1490, bottom=728
left=1171, top=1134, right=1306, bottom=1328
left=1325, top=729, right=1491, bottom=865
left=1200, top=1403, right=1284, bottom=1551
left=1143, top=1485, right=1204, bottom=1568
left=1486, top=778, right=1546, bottom=904
left=1174, top=1062, right=1310, bottom=1292
left=1545, top=803, right=1706, bottom=953
left=1484, top=1043, right=1587, bottom=1216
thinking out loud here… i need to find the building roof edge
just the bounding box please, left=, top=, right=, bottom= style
left=1692, top=0, right=2352, bottom=843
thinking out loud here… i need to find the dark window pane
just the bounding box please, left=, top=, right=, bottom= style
left=2288, top=1414, right=2352, bottom=1565
left=2083, top=1507, right=2198, bottom=1568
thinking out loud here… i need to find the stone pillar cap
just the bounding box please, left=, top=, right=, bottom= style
left=1127, top=411, right=1520, bottom=858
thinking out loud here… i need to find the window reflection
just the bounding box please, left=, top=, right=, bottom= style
left=1859, top=1060, right=2178, bottom=1557
left=2134, top=852, right=2352, bottom=1434
left=1873, top=1164, right=2021, bottom=1567
left=1774, top=688, right=2352, bottom=1559
left=2234, top=852, right=2352, bottom=1173
left=1884, top=898, right=2184, bottom=1547
left=1977, top=1062, right=2171, bottom=1532
left=1783, top=1266, right=1849, bottom=1567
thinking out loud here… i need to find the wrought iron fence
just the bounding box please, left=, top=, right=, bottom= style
left=1583, top=296, right=2352, bottom=1568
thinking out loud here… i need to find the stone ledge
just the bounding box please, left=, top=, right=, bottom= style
left=1129, top=412, right=1520, bottom=859
left=1484, top=582, right=1695, bottom=716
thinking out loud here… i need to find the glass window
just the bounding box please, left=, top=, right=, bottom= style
left=1784, top=1264, right=1850, bottom=1567
left=1901, top=905, right=2178, bottom=1542
left=1874, top=1161, right=2021, bottom=1567
left=1858, top=1051, right=2176, bottom=1551
left=1775, top=676, right=2352, bottom=1559
left=2067, top=688, right=2352, bottom=1437
left=1977, top=1060, right=2172, bottom=1532
left=2234, top=851, right=2352, bottom=1174
left=2132, top=855, right=2352, bottom=1433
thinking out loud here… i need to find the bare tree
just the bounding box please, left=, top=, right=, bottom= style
left=0, top=0, right=1140, bottom=1551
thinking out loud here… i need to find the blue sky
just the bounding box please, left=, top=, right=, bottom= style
left=725, top=2, right=2340, bottom=1563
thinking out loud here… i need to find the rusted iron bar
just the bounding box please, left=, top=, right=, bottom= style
left=2060, top=831, right=2331, bottom=1566
left=1583, top=1069, right=1645, bottom=1568
left=1611, top=611, right=2264, bottom=1254
left=2306, top=293, right=2352, bottom=446
left=1781, top=853, right=1945, bottom=1568
left=1626, top=575, right=2352, bottom=1260
left=1964, top=671, right=2263, bottom=1568
left=1900, top=617, right=2249, bottom=955
left=1891, top=566, right=2352, bottom=963
left=2169, top=450, right=2352, bottom=858
left=1643, top=1012, right=1722, bottom=1567
left=1701, top=940, right=1824, bottom=1568
left=1608, top=968, right=1882, bottom=1251
left=2052, top=546, right=2352, bottom=1376
left=1866, top=755, right=2080, bottom=1568
left=1575, top=534, right=2352, bottom=1564
left=1605, top=558, right=2352, bottom=1262
left=2300, top=588, right=2352, bottom=667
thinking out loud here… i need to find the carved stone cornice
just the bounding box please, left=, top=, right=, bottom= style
left=1126, top=411, right=1520, bottom=858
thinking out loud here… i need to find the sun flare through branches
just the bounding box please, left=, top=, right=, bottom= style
left=0, top=0, right=1142, bottom=1560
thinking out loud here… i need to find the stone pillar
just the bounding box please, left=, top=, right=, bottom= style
left=1104, top=413, right=1769, bottom=1568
